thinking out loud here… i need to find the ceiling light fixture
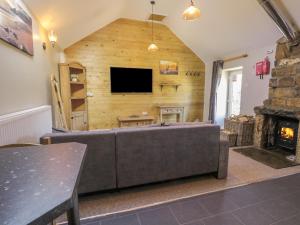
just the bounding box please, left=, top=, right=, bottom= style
left=148, top=1, right=159, bottom=52
left=182, top=0, right=201, bottom=21
left=48, top=30, right=58, bottom=47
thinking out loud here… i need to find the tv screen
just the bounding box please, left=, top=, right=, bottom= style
left=110, top=67, right=153, bottom=93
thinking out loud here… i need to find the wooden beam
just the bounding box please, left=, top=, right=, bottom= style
left=224, top=54, right=248, bottom=63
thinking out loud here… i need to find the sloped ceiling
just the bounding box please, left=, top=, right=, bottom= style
left=24, top=0, right=300, bottom=62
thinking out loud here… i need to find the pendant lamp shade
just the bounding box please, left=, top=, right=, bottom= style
left=183, top=0, right=201, bottom=21
left=148, top=43, right=159, bottom=52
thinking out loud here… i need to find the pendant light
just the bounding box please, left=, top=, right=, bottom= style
left=148, top=1, right=159, bottom=52
left=182, top=0, right=201, bottom=21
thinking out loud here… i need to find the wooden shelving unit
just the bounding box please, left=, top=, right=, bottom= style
left=59, top=62, right=88, bottom=131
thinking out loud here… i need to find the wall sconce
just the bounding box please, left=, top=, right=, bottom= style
left=48, top=30, right=57, bottom=47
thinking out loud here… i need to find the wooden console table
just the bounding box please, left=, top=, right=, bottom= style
left=118, top=116, right=155, bottom=127
left=158, top=105, right=185, bottom=123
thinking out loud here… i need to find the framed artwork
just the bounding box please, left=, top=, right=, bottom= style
left=160, top=60, right=178, bottom=75
left=0, top=0, right=33, bottom=55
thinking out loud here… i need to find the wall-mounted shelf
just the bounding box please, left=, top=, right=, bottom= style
left=70, top=81, right=85, bottom=85
left=159, top=83, right=181, bottom=91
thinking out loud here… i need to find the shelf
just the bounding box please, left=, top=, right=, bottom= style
left=71, top=97, right=86, bottom=100
left=159, top=83, right=181, bottom=91
left=69, top=67, right=84, bottom=74
left=71, top=84, right=86, bottom=99
left=70, top=81, right=85, bottom=85
left=71, top=98, right=86, bottom=112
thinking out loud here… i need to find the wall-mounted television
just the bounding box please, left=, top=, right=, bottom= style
left=110, top=67, right=153, bottom=93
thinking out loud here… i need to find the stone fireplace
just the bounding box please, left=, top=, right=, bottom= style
left=254, top=42, right=300, bottom=163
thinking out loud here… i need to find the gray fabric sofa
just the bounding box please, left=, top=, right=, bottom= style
left=41, top=124, right=229, bottom=194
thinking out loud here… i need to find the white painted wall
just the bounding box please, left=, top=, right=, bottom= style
left=0, top=3, right=61, bottom=116
left=203, top=44, right=276, bottom=120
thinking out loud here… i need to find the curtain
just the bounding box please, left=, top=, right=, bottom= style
left=208, top=60, right=224, bottom=123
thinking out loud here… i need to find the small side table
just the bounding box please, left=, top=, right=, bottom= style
left=158, top=105, right=185, bottom=123
left=118, top=116, right=155, bottom=127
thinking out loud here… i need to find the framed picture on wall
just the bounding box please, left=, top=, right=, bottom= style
left=0, top=0, right=33, bottom=55
left=160, top=60, right=178, bottom=75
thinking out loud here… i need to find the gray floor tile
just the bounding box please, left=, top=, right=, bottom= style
left=224, top=187, right=262, bottom=207
left=169, top=199, right=209, bottom=224
left=198, top=192, right=239, bottom=215
left=184, top=220, right=204, bottom=225
left=139, top=207, right=179, bottom=225
left=272, top=213, right=300, bottom=225
left=272, top=174, right=300, bottom=189
left=281, top=191, right=300, bottom=209
left=60, top=174, right=300, bottom=225
left=61, top=219, right=101, bottom=225
left=257, top=198, right=299, bottom=221
left=102, top=214, right=139, bottom=225
left=202, top=213, right=243, bottom=225
left=246, top=182, right=287, bottom=200
left=233, top=205, right=276, bottom=225
left=82, top=221, right=100, bottom=225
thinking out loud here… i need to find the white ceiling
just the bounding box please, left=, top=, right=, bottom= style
left=23, top=0, right=300, bottom=62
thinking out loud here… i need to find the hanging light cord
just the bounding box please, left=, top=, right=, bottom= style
left=151, top=1, right=154, bottom=42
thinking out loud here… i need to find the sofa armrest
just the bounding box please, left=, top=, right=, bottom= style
left=217, top=138, right=229, bottom=179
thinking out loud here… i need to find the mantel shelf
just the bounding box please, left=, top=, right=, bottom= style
left=159, top=83, right=181, bottom=91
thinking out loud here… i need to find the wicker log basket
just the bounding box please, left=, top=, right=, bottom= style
left=224, top=115, right=255, bottom=147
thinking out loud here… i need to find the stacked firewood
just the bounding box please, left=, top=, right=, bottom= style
left=223, top=115, right=255, bottom=147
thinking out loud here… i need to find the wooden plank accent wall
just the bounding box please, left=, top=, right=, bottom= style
left=64, top=18, right=205, bottom=129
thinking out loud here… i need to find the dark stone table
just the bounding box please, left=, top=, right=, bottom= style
left=0, top=143, right=87, bottom=225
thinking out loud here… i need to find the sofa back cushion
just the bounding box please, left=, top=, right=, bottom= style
left=115, top=124, right=220, bottom=188
left=41, top=130, right=116, bottom=194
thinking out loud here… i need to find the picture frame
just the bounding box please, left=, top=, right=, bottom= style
left=0, top=0, right=34, bottom=56
left=160, top=60, right=178, bottom=75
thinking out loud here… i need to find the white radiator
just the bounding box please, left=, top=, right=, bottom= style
left=0, top=106, right=52, bottom=146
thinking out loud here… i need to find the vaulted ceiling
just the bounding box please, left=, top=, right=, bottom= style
left=23, top=0, right=300, bottom=62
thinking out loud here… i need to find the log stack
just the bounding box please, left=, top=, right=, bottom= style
left=224, top=115, right=255, bottom=146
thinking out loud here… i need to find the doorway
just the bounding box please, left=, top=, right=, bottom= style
left=215, top=67, right=243, bottom=127
left=227, top=69, right=242, bottom=116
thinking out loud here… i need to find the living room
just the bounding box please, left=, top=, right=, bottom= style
left=1, top=0, right=300, bottom=225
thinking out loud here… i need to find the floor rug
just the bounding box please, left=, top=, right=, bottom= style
left=233, top=147, right=298, bottom=169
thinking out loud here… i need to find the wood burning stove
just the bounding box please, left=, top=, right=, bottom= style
left=276, top=119, right=298, bottom=151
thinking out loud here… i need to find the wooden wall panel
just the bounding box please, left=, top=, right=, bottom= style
left=64, top=18, right=205, bottom=129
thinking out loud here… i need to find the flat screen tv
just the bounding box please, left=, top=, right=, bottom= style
left=110, top=67, right=153, bottom=93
